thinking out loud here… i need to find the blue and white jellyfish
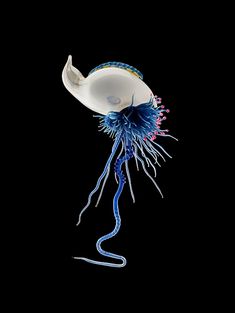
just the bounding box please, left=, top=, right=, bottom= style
left=62, top=57, right=177, bottom=268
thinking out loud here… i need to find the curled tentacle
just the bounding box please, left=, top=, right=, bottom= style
left=76, top=142, right=133, bottom=267
left=75, top=97, right=176, bottom=267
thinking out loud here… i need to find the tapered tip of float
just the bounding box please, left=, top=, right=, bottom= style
left=67, top=55, right=72, bottom=65
left=64, top=55, right=72, bottom=71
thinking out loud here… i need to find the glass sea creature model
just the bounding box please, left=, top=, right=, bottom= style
left=62, top=56, right=177, bottom=268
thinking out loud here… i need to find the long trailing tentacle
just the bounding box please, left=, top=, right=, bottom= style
left=75, top=96, right=176, bottom=268
left=134, top=139, right=157, bottom=177
left=75, top=142, right=133, bottom=267
left=73, top=256, right=126, bottom=268
left=76, top=132, right=123, bottom=226
left=141, top=140, right=161, bottom=167
left=158, top=133, right=178, bottom=141
left=115, top=139, right=124, bottom=184
left=134, top=150, right=163, bottom=198
left=145, top=139, right=166, bottom=162
left=95, top=165, right=110, bottom=207
left=125, top=158, right=135, bottom=203
left=138, top=142, right=157, bottom=177
left=133, top=144, right=139, bottom=171
left=133, top=139, right=150, bottom=166
left=150, top=140, right=172, bottom=158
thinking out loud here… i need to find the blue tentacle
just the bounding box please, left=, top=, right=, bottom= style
left=74, top=97, right=176, bottom=268
left=74, top=143, right=133, bottom=267
left=76, top=132, right=123, bottom=226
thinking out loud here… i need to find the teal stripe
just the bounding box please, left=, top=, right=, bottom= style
left=88, top=62, right=143, bottom=80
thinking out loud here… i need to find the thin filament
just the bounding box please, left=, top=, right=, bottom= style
left=134, top=152, right=163, bottom=198
left=75, top=148, right=131, bottom=267
left=151, top=140, right=172, bottom=158
left=95, top=165, right=110, bottom=207
left=76, top=133, right=122, bottom=226
left=125, top=159, right=135, bottom=203
left=133, top=144, right=139, bottom=171
left=115, top=140, right=124, bottom=184
left=73, top=256, right=126, bottom=268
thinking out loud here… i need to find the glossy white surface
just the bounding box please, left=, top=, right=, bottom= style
left=62, top=55, right=156, bottom=115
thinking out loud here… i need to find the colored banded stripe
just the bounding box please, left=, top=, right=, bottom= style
left=88, top=62, right=143, bottom=80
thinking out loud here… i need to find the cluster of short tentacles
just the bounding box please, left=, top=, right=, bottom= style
left=74, top=97, right=177, bottom=268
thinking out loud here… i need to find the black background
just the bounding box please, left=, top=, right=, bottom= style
left=40, top=31, right=199, bottom=283
left=4, top=5, right=220, bottom=308
left=43, top=41, right=187, bottom=267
